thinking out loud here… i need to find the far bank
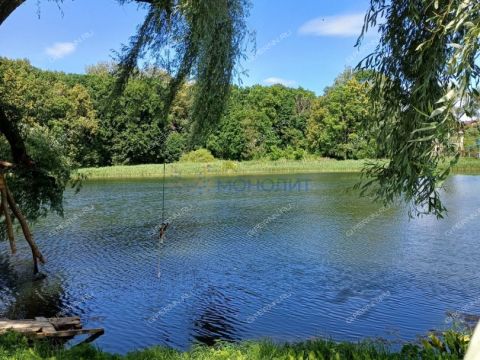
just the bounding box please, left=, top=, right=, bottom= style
left=77, top=158, right=480, bottom=180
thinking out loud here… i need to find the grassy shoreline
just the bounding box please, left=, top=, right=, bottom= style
left=78, top=158, right=480, bottom=180
left=0, top=331, right=470, bottom=359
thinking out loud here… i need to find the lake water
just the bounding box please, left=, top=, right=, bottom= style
left=1, top=173, right=479, bottom=354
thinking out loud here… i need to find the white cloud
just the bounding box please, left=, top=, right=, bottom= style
left=45, top=42, right=76, bottom=59
left=299, top=13, right=365, bottom=37
left=263, top=77, right=297, bottom=87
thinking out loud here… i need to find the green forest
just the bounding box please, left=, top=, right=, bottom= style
left=0, top=58, right=385, bottom=168
left=3, top=57, right=478, bottom=172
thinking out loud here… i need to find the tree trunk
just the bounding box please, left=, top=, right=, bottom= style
left=0, top=0, right=26, bottom=26
left=0, top=0, right=156, bottom=27
left=0, top=105, right=34, bottom=168
left=0, top=174, right=45, bottom=274
left=0, top=187, right=16, bottom=254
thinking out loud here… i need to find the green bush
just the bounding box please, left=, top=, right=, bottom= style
left=268, top=146, right=284, bottom=160
left=267, top=146, right=306, bottom=161
left=179, top=149, right=215, bottom=163
left=221, top=160, right=239, bottom=172
left=164, top=133, right=187, bottom=162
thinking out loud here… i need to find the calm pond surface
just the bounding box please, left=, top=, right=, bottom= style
left=1, top=173, right=480, bottom=354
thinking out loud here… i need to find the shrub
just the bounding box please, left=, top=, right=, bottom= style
left=179, top=148, right=215, bottom=163
left=165, top=133, right=187, bottom=162
left=268, top=146, right=283, bottom=161
left=268, top=146, right=306, bottom=161
left=221, top=160, right=238, bottom=172
left=294, top=149, right=306, bottom=160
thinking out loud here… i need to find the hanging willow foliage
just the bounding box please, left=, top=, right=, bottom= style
left=115, top=0, right=251, bottom=143
left=357, top=0, right=480, bottom=217
left=0, top=0, right=249, bottom=273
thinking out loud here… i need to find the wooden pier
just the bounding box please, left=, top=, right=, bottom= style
left=0, top=317, right=104, bottom=344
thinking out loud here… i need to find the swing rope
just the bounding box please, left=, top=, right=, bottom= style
left=157, top=162, right=168, bottom=278
left=161, top=162, right=166, bottom=224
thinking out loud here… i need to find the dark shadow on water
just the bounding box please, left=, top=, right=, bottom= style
left=191, top=286, right=242, bottom=346
left=0, top=252, right=75, bottom=320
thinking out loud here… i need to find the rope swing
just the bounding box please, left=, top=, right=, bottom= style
left=157, top=162, right=168, bottom=278
left=159, top=162, right=169, bottom=238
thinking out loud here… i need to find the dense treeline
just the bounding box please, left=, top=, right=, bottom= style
left=0, top=57, right=382, bottom=167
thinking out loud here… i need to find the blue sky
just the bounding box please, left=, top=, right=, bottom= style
left=0, top=0, right=378, bottom=94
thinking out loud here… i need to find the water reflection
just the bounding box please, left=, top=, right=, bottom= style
left=0, top=263, right=64, bottom=319
left=191, top=286, right=241, bottom=345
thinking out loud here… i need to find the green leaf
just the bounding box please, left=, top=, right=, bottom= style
left=431, top=106, right=447, bottom=117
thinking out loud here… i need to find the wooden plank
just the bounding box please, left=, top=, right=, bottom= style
left=0, top=327, right=41, bottom=334
left=34, top=328, right=104, bottom=339
left=75, top=329, right=105, bottom=346
left=48, top=316, right=80, bottom=323
left=0, top=320, right=36, bottom=326
left=41, top=324, right=57, bottom=334
left=0, top=328, right=41, bottom=335
left=31, top=317, right=56, bottom=334
left=48, top=317, right=81, bottom=330
left=0, top=321, right=43, bottom=336
left=0, top=318, right=104, bottom=344
left=0, top=320, right=41, bottom=331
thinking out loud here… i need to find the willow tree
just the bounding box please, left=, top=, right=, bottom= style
left=357, top=0, right=479, bottom=217
left=0, top=0, right=250, bottom=273
left=115, top=0, right=250, bottom=142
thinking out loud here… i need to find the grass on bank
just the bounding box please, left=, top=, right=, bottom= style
left=77, top=157, right=480, bottom=180
left=0, top=330, right=471, bottom=360
left=78, top=158, right=367, bottom=180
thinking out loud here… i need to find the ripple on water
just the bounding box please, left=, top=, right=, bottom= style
left=1, top=174, right=480, bottom=354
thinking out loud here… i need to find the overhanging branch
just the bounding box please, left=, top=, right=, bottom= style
left=0, top=0, right=26, bottom=25
left=0, top=104, right=34, bottom=168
